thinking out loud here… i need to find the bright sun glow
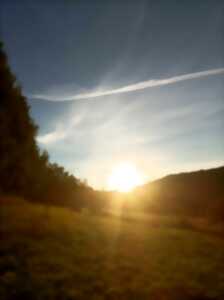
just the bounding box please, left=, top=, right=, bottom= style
left=107, top=162, right=143, bottom=192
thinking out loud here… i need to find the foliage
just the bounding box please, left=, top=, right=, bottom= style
left=0, top=41, right=38, bottom=195
left=0, top=41, right=103, bottom=211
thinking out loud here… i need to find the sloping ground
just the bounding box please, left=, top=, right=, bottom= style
left=1, top=199, right=224, bottom=300
left=134, top=166, right=224, bottom=219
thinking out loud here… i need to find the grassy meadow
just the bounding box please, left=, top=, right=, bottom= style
left=1, top=197, right=224, bottom=300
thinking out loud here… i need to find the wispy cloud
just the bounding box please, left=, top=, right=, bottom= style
left=37, top=129, right=66, bottom=144
left=35, top=86, right=224, bottom=188
left=31, top=68, right=224, bottom=101
left=37, top=115, right=83, bottom=145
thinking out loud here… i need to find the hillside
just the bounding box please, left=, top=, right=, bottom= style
left=134, top=166, right=224, bottom=219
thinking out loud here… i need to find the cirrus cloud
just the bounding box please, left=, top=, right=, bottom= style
left=31, top=68, right=224, bottom=101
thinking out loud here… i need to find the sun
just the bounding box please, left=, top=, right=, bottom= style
left=107, top=162, right=143, bottom=192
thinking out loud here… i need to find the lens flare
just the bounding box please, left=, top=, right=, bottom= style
left=107, top=162, right=143, bottom=192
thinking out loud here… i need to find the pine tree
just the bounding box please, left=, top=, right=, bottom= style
left=0, top=41, right=102, bottom=212
left=0, top=41, right=39, bottom=195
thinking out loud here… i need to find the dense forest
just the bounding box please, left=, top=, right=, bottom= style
left=0, top=41, right=104, bottom=211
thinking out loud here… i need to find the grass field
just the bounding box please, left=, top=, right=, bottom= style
left=1, top=198, right=224, bottom=300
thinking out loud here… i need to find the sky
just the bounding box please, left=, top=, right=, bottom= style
left=1, top=0, right=224, bottom=189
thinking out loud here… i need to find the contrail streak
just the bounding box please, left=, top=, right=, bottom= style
left=32, top=68, right=224, bottom=101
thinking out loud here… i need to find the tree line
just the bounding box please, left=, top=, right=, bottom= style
left=0, top=41, right=105, bottom=211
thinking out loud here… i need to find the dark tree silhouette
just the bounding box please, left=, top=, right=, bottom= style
left=0, top=41, right=39, bottom=195
left=0, top=41, right=105, bottom=212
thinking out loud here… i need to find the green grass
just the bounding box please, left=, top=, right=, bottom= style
left=1, top=199, right=224, bottom=299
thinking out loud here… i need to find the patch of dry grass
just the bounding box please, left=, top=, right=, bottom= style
left=1, top=198, right=224, bottom=299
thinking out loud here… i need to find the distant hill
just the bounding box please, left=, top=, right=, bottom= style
left=134, top=166, right=224, bottom=219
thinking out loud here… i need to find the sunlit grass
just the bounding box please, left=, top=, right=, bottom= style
left=1, top=198, right=224, bottom=299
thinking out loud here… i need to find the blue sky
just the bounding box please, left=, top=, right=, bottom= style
left=1, top=0, right=224, bottom=189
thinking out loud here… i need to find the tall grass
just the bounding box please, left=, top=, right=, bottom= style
left=1, top=198, right=224, bottom=299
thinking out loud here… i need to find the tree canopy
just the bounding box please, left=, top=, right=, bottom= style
left=0, top=41, right=104, bottom=211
